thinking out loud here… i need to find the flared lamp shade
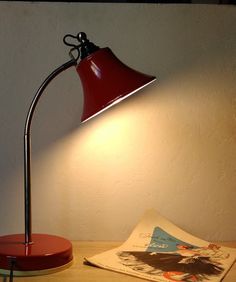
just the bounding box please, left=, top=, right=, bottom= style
left=77, top=48, right=156, bottom=123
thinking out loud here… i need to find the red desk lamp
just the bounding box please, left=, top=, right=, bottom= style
left=0, top=32, right=155, bottom=277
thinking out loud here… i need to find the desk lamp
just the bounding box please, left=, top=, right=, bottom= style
left=0, top=32, right=155, bottom=277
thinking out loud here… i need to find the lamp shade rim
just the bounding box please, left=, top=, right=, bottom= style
left=81, top=77, right=156, bottom=123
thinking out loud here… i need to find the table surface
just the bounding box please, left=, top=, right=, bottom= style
left=2, top=241, right=236, bottom=282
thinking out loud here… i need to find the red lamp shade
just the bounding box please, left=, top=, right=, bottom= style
left=77, top=48, right=156, bottom=123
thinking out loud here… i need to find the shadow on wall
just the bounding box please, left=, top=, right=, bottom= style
left=143, top=6, right=236, bottom=85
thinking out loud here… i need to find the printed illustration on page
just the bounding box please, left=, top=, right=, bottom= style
left=85, top=210, right=236, bottom=282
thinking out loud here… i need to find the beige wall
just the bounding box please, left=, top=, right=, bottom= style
left=0, top=3, right=235, bottom=241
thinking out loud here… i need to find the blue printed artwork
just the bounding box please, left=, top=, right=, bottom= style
left=146, top=227, right=198, bottom=253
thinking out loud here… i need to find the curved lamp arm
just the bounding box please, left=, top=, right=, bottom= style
left=24, top=58, right=77, bottom=244
left=23, top=32, right=99, bottom=245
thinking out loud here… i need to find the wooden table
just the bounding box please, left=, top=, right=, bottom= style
left=2, top=241, right=236, bottom=281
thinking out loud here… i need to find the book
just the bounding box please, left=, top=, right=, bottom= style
left=85, top=210, right=236, bottom=282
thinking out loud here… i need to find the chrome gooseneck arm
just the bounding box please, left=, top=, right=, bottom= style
left=23, top=32, right=98, bottom=244
left=23, top=58, right=77, bottom=244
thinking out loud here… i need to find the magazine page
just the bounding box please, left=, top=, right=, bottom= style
left=85, top=210, right=236, bottom=282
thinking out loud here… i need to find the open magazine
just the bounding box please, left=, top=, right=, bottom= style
left=85, top=210, right=236, bottom=282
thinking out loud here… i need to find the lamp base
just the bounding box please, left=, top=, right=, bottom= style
left=0, top=234, right=73, bottom=276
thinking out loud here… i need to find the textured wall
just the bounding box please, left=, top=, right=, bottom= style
left=0, top=3, right=235, bottom=241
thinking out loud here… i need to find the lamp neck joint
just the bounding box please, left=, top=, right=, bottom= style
left=63, top=32, right=100, bottom=62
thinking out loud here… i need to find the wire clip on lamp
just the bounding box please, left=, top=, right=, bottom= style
left=0, top=32, right=156, bottom=277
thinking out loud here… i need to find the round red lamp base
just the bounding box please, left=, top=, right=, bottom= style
left=0, top=234, right=73, bottom=276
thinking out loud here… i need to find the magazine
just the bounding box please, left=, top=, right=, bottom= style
left=85, top=210, right=236, bottom=282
